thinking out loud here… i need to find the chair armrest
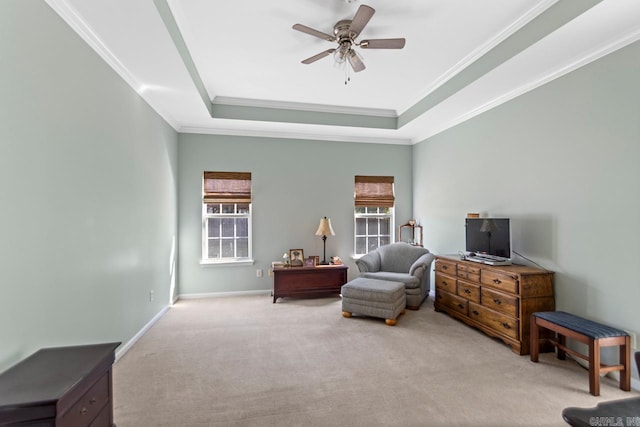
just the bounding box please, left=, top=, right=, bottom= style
left=355, top=251, right=381, bottom=272
left=409, top=253, right=435, bottom=278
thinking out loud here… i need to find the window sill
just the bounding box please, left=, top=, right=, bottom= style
left=200, top=259, right=255, bottom=267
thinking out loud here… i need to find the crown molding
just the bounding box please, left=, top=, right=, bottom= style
left=413, top=26, right=640, bottom=144
left=398, top=0, right=558, bottom=116
left=44, top=0, right=180, bottom=131
left=178, top=125, right=412, bottom=146
left=212, top=96, right=397, bottom=118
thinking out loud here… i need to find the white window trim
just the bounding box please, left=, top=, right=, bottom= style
left=201, top=203, right=253, bottom=264
left=354, top=207, right=395, bottom=256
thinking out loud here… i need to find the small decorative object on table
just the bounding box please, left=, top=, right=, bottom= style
left=289, top=249, right=304, bottom=267
left=282, top=252, right=290, bottom=267
left=305, top=257, right=316, bottom=267
left=330, top=256, right=343, bottom=265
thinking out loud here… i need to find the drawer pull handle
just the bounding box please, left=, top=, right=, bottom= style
left=472, top=310, right=479, bottom=315
left=502, top=323, right=511, bottom=329
left=464, top=289, right=471, bottom=294
left=81, top=407, right=88, bottom=416
left=90, top=397, right=97, bottom=405
left=442, top=265, right=448, bottom=270
left=457, top=304, right=465, bottom=309
left=493, top=279, right=501, bottom=284
left=493, top=298, right=501, bottom=305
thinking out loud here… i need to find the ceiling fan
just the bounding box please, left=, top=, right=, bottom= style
left=292, top=4, right=406, bottom=74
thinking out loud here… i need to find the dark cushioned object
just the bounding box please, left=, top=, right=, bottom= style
left=533, top=311, right=628, bottom=339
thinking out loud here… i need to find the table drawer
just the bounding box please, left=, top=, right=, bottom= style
left=436, top=290, right=468, bottom=315
left=457, top=281, right=480, bottom=303
left=481, top=287, right=518, bottom=317
left=435, top=273, right=456, bottom=294
left=469, top=303, right=519, bottom=340
left=481, top=270, right=518, bottom=294
left=60, top=373, right=109, bottom=427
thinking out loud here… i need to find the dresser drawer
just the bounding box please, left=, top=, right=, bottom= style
left=435, top=273, right=456, bottom=294
left=481, top=270, right=518, bottom=294
left=457, top=264, right=481, bottom=283
left=457, top=281, right=480, bottom=303
left=60, top=373, right=109, bottom=427
left=435, top=259, right=457, bottom=275
left=481, top=287, right=518, bottom=317
left=436, top=290, right=468, bottom=315
left=469, top=303, right=519, bottom=340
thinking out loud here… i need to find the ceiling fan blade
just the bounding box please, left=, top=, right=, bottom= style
left=292, top=24, right=335, bottom=42
left=359, top=38, right=406, bottom=49
left=347, top=50, right=366, bottom=72
left=301, top=49, right=336, bottom=64
left=348, top=5, right=375, bottom=38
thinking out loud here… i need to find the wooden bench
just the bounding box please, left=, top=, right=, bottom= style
left=530, top=311, right=631, bottom=396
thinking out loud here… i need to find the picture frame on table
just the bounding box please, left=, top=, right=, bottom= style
left=305, top=257, right=315, bottom=267
left=289, top=249, right=304, bottom=267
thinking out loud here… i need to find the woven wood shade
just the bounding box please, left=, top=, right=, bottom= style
left=203, top=171, right=252, bottom=204
left=354, top=175, right=394, bottom=207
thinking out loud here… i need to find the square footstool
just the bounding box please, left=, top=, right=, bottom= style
left=341, top=277, right=406, bottom=326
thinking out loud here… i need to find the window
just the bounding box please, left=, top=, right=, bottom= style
left=202, top=172, right=252, bottom=263
left=354, top=176, right=394, bottom=255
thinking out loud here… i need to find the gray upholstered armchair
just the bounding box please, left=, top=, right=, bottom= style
left=355, top=242, right=435, bottom=309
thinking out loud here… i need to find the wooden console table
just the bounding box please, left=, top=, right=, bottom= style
left=0, top=342, right=120, bottom=426
left=272, top=264, right=348, bottom=303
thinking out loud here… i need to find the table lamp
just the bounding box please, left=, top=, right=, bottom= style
left=315, top=216, right=335, bottom=265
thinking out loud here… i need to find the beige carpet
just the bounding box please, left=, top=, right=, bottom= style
left=113, top=295, right=636, bottom=426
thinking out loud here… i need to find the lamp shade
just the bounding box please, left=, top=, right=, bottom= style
left=315, top=217, right=335, bottom=236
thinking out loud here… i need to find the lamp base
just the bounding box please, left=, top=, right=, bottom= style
left=319, top=260, right=330, bottom=265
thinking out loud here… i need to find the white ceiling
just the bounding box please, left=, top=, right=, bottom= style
left=45, top=0, right=640, bottom=144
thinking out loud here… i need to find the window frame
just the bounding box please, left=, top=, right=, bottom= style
left=200, top=172, right=254, bottom=266
left=354, top=206, right=395, bottom=256
left=353, top=175, right=395, bottom=257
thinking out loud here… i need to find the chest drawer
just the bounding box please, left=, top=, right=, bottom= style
left=436, top=290, right=468, bottom=315
left=435, top=273, right=456, bottom=294
left=60, top=373, right=109, bottom=427
left=457, top=264, right=481, bottom=283
left=469, top=303, right=519, bottom=340
left=457, top=281, right=480, bottom=303
left=481, top=287, right=518, bottom=317
left=435, top=259, right=457, bottom=275
left=481, top=270, right=518, bottom=294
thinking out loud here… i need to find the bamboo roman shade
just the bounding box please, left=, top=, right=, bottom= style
left=354, top=175, right=395, bottom=207
left=203, top=172, right=252, bottom=204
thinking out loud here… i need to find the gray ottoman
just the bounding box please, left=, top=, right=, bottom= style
left=341, top=277, right=406, bottom=326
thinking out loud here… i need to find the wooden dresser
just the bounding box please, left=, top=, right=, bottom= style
left=272, top=265, right=348, bottom=303
left=0, top=342, right=120, bottom=426
left=434, top=255, right=554, bottom=355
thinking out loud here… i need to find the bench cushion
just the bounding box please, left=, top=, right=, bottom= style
left=533, top=311, right=628, bottom=339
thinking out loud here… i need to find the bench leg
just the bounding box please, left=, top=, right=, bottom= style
left=557, top=334, right=566, bottom=360
left=589, top=339, right=600, bottom=396
left=530, top=315, right=539, bottom=362
left=621, top=335, right=631, bottom=391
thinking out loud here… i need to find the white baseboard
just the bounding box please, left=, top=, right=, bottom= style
left=177, top=289, right=271, bottom=300
left=115, top=305, right=170, bottom=363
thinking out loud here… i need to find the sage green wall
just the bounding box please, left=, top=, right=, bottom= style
left=0, top=0, right=178, bottom=372
left=413, top=41, right=640, bottom=364
left=177, top=134, right=412, bottom=295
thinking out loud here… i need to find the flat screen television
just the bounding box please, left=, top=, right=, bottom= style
left=465, top=218, right=511, bottom=259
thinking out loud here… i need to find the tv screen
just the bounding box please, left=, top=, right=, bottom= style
left=465, top=218, right=511, bottom=259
